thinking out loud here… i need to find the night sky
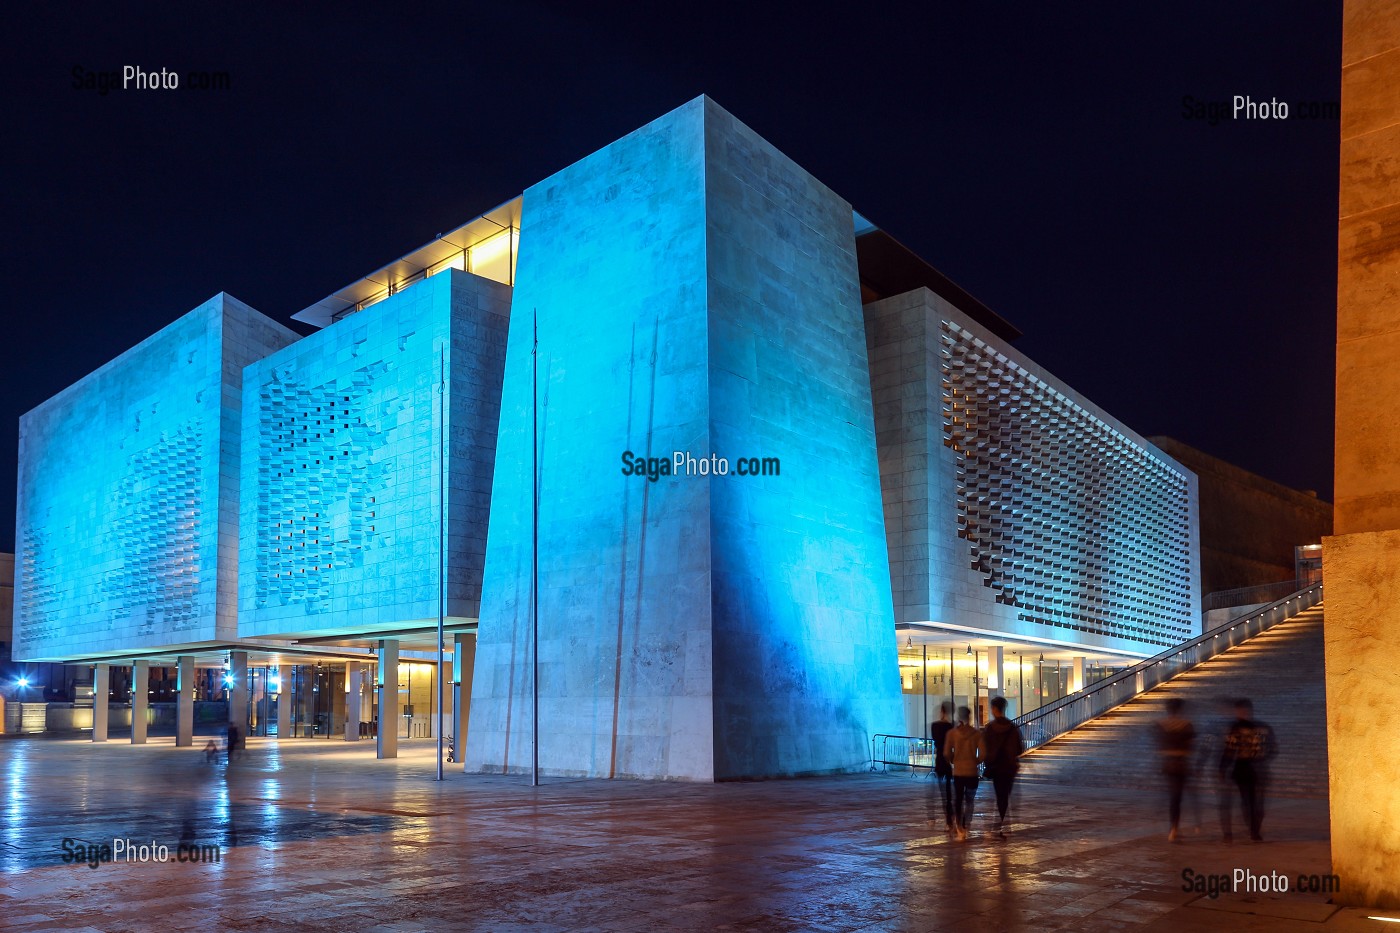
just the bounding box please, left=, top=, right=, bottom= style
left=4, top=3, right=1342, bottom=552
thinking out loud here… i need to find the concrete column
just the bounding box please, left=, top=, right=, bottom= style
left=176, top=656, right=194, bottom=747
left=453, top=633, right=476, bottom=765
left=376, top=639, right=399, bottom=759
left=130, top=661, right=149, bottom=745
left=276, top=664, right=292, bottom=739
left=1070, top=656, right=1086, bottom=693
left=986, top=646, right=1004, bottom=693
left=91, top=664, right=110, bottom=742
left=345, top=662, right=363, bottom=741
left=228, top=651, right=248, bottom=736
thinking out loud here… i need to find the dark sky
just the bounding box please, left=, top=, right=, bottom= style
left=4, top=2, right=1342, bottom=552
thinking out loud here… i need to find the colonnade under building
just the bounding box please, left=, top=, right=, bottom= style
left=80, top=633, right=477, bottom=761
left=894, top=635, right=1137, bottom=736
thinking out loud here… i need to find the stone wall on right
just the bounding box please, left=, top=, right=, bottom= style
left=1326, top=0, right=1400, bottom=908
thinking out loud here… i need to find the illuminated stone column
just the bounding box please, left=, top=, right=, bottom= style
left=130, top=661, right=149, bottom=744
left=91, top=664, right=109, bottom=742
left=454, top=633, right=475, bottom=766
left=275, top=664, right=292, bottom=739
left=175, top=656, right=194, bottom=747
left=467, top=96, right=903, bottom=780
left=986, top=646, right=1004, bottom=693
left=377, top=639, right=399, bottom=760
left=344, top=662, right=363, bottom=742
left=1327, top=0, right=1400, bottom=907
left=228, top=651, right=248, bottom=734
left=1070, top=657, right=1086, bottom=694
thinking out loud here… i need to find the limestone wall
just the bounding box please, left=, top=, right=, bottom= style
left=1326, top=0, right=1400, bottom=908
left=465, top=96, right=904, bottom=780
left=238, top=270, right=510, bottom=638
left=866, top=288, right=1201, bottom=657
left=14, top=295, right=297, bottom=661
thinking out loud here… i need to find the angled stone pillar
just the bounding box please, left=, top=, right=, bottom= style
left=466, top=97, right=902, bottom=780
left=276, top=664, right=292, bottom=739
left=344, top=662, right=363, bottom=741
left=377, top=640, right=399, bottom=759
left=91, top=664, right=110, bottom=742
left=176, top=656, right=195, bottom=747
left=130, top=661, right=149, bottom=744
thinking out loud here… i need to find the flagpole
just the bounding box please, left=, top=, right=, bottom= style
left=531, top=308, right=540, bottom=787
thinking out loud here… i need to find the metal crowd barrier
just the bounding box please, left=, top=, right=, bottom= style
left=870, top=733, right=935, bottom=777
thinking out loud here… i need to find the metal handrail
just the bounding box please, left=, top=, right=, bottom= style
left=1014, top=582, right=1323, bottom=752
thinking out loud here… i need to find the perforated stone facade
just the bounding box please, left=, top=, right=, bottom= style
left=866, top=288, right=1200, bottom=656
left=238, top=269, right=510, bottom=639
left=13, top=294, right=298, bottom=661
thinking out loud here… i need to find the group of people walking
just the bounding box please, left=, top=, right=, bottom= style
left=923, top=693, right=1276, bottom=845
left=1156, top=695, right=1277, bottom=843
left=928, top=697, right=1025, bottom=841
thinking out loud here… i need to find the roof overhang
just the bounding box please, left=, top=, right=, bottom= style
left=895, top=622, right=1151, bottom=661
left=853, top=220, right=1022, bottom=343
left=293, top=197, right=522, bottom=328
left=61, top=640, right=377, bottom=668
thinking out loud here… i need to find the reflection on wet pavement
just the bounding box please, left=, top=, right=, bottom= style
left=0, top=737, right=1378, bottom=931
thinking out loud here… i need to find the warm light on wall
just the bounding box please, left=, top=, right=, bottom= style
left=470, top=230, right=510, bottom=263
left=428, top=252, right=467, bottom=277
left=468, top=228, right=519, bottom=285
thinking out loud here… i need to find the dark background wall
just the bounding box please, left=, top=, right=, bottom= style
left=1151, top=436, right=1332, bottom=596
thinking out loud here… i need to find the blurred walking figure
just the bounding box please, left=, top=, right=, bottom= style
left=944, top=705, right=985, bottom=841
left=982, top=696, right=1024, bottom=839
left=1155, top=697, right=1195, bottom=842
left=1220, top=697, right=1276, bottom=842
left=1220, top=694, right=1276, bottom=840
left=226, top=723, right=243, bottom=764
left=929, top=702, right=955, bottom=832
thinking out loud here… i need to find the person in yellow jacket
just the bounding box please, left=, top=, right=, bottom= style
left=944, top=706, right=986, bottom=841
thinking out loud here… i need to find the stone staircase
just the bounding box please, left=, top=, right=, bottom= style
left=1018, top=604, right=1327, bottom=798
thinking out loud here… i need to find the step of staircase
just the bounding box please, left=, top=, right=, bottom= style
left=1018, top=605, right=1327, bottom=799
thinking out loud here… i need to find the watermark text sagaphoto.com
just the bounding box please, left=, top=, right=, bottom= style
left=72, top=65, right=231, bottom=95
left=1181, top=94, right=1339, bottom=125
left=620, top=451, right=781, bottom=482
left=60, top=837, right=222, bottom=869
left=1180, top=866, right=1340, bottom=900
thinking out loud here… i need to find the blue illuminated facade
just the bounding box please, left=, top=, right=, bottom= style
left=12, top=96, right=1200, bottom=778
left=239, top=269, right=510, bottom=640
left=15, top=295, right=297, bottom=660
left=464, top=98, right=904, bottom=780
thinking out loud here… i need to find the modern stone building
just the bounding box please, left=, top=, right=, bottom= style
left=12, top=96, right=1201, bottom=779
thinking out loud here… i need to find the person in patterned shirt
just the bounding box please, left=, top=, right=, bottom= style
left=1220, top=697, right=1277, bottom=842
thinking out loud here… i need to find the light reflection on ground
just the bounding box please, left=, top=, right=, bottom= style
left=0, top=736, right=1368, bottom=931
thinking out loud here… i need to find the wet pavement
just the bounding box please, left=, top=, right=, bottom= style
left=0, top=735, right=1388, bottom=931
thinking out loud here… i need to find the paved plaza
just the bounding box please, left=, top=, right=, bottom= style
left=0, top=736, right=1387, bottom=931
